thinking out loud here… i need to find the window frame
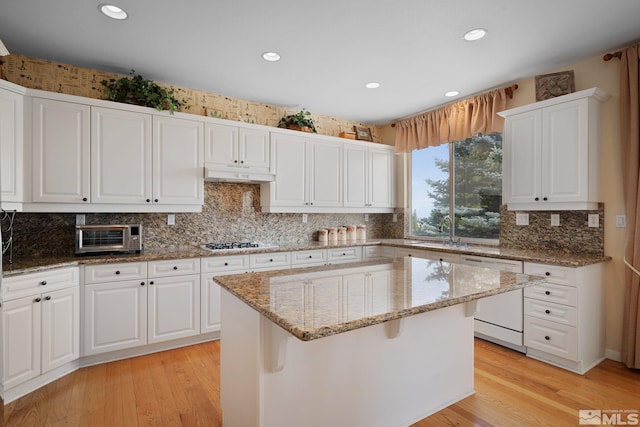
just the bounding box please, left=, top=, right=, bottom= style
left=407, top=137, right=501, bottom=246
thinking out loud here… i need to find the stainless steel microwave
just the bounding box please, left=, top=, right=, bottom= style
left=75, top=224, right=142, bottom=255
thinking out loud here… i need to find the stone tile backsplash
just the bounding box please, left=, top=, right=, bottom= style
left=8, top=183, right=404, bottom=259
left=499, top=204, right=604, bottom=255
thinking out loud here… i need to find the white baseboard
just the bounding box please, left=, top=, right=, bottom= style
left=605, top=348, right=622, bottom=362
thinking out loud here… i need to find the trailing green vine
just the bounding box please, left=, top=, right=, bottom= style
left=100, top=70, right=188, bottom=113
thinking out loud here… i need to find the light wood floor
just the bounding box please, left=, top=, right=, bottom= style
left=5, top=338, right=640, bottom=426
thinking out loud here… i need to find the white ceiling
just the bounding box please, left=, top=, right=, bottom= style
left=1, top=0, right=639, bottom=125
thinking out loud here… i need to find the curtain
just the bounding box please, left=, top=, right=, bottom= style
left=394, top=87, right=511, bottom=153
left=620, top=44, right=640, bottom=369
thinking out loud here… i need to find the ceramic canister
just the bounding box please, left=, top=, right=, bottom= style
left=356, top=224, right=367, bottom=240
left=337, top=227, right=347, bottom=242
left=328, top=227, right=338, bottom=243
left=346, top=225, right=356, bottom=240
left=318, top=229, right=328, bottom=243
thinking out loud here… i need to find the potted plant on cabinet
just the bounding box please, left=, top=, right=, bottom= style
left=100, top=70, right=188, bottom=114
left=277, top=109, right=317, bottom=133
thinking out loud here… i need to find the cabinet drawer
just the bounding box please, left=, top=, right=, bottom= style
left=250, top=252, right=291, bottom=271
left=3, top=267, right=79, bottom=300
left=524, top=316, right=577, bottom=361
left=524, top=282, right=577, bottom=307
left=524, top=298, right=577, bottom=326
left=327, top=247, right=362, bottom=264
left=148, top=258, right=200, bottom=278
left=524, top=263, right=576, bottom=286
left=84, top=262, right=147, bottom=284
left=201, top=255, right=250, bottom=274
left=291, top=250, right=327, bottom=266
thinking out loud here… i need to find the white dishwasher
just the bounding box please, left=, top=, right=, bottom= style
left=460, top=255, right=525, bottom=352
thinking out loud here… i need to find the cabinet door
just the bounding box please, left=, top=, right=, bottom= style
left=343, top=144, right=368, bottom=207
left=269, top=133, right=307, bottom=206
left=83, top=280, right=147, bottom=356
left=91, top=107, right=152, bottom=204
left=201, top=276, right=221, bottom=334
left=369, top=147, right=393, bottom=207
left=503, top=110, right=542, bottom=205
left=204, top=123, right=238, bottom=167
left=32, top=98, right=90, bottom=203
left=239, top=127, right=270, bottom=172
left=309, top=139, right=342, bottom=207
left=0, top=87, right=23, bottom=205
left=148, top=274, right=200, bottom=344
left=3, top=295, right=41, bottom=389
left=153, top=116, right=204, bottom=205
left=542, top=99, right=589, bottom=203
left=41, top=287, right=79, bottom=373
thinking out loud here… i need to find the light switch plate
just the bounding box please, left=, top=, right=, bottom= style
left=616, top=215, right=627, bottom=228
left=588, top=214, right=599, bottom=228
left=392, top=214, right=398, bottom=222
left=302, top=214, right=308, bottom=223
left=515, top=213, right=529, bottom=226
left=167, top=214, right=176, bottom=225
left=550, top=214, right=560, bottom=227
left=364, top=214, right=369, bottom=222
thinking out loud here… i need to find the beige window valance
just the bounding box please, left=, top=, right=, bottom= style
left=394, top=85, right=517, bottom=153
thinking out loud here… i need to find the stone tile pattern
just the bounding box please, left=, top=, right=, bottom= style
left=8, top=183, right=401, bottom=259
left=213, top=259, right=547, bottom=341
left=499, top=203, right=604, bottom=255
left=2, top=54, right=383, bottom=143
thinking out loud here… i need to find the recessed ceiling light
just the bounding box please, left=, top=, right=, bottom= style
left=262, top=52, right=281, bottom=62
left=463, top=28, right=487, bottom=41
left=445, top=91, right=460, bottom=97
left=365, top=82, right=380, bottom=89
left=99, top=4, right=128, bottom=20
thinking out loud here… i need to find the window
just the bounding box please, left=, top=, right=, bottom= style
left=410, top=133, right=502, bottom=242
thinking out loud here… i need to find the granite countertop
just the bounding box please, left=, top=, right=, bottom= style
left=213, top=258, right=547, bottom=341
left=1, top=238, right=609, bottom=277
left=377, top=239, right=611, bottom=267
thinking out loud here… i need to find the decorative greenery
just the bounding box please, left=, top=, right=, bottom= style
left=100, top=70, right=188, bottom=114
left=277, top=109, right=317, bottom=133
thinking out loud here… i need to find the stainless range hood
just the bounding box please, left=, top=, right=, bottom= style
left=204, top=165, right=275, bottom=183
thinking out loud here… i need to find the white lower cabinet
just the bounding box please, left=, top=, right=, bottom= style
left=83, top=258, right=201, bottom=356
left=2, top=268, right=79, bottom=392
left=523, top=261, right=604, bottom=374
left=395, top=247, right=461, bottom=264
left=200, top=255, right=250, bottom=334
left=148, top=275, right=200, bottom=344
left=83, top=279, right=147, bottom=356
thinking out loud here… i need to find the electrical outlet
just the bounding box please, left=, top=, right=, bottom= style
left=302, top=214, right=307, bottom=223
left=392, top=214, right=398, bottom=222
left=550, top=214, right=560, bottom=227
left=616, top=215, right=627, bottom=228
left=588, top=214, right=599, bottom=228
left=75, top=214, right=85, bottom=225
left=364, top=213, right=369, bottom=222
left=515, top=213, right=529, bottom=226
left=167, top=214, right=175, bottom=225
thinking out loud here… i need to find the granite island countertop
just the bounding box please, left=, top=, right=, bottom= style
left=213, top=257, right=547, bottom=341
left=2, top=238, right=609, bottom=277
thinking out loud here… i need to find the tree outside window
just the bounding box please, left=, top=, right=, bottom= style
left=411, top=133, right=502, bottom=241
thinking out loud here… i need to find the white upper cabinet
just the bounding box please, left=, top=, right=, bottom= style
left=344, top=142, right=394, bottom=211
left=500, top=88, right=608, bottom=210
left=91, top=106, right=152, bottom=204
left=204, top=122, right=272, bottom=181
left=153, top=116, right=203, bottom=205
left=261, top=132, right=342, bottom=212
left=31, top=97, right=91, bottom=204
left=0, top=82, right=24, bottom=210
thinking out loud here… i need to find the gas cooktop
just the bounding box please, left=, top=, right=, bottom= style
left=201, top=242, right=279, bottom=252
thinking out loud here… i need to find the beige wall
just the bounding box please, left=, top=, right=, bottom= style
left=384, top=52, right=627, bottom=357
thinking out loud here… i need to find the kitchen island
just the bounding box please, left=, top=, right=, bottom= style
left=213, top=257, right=546, bottom=427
